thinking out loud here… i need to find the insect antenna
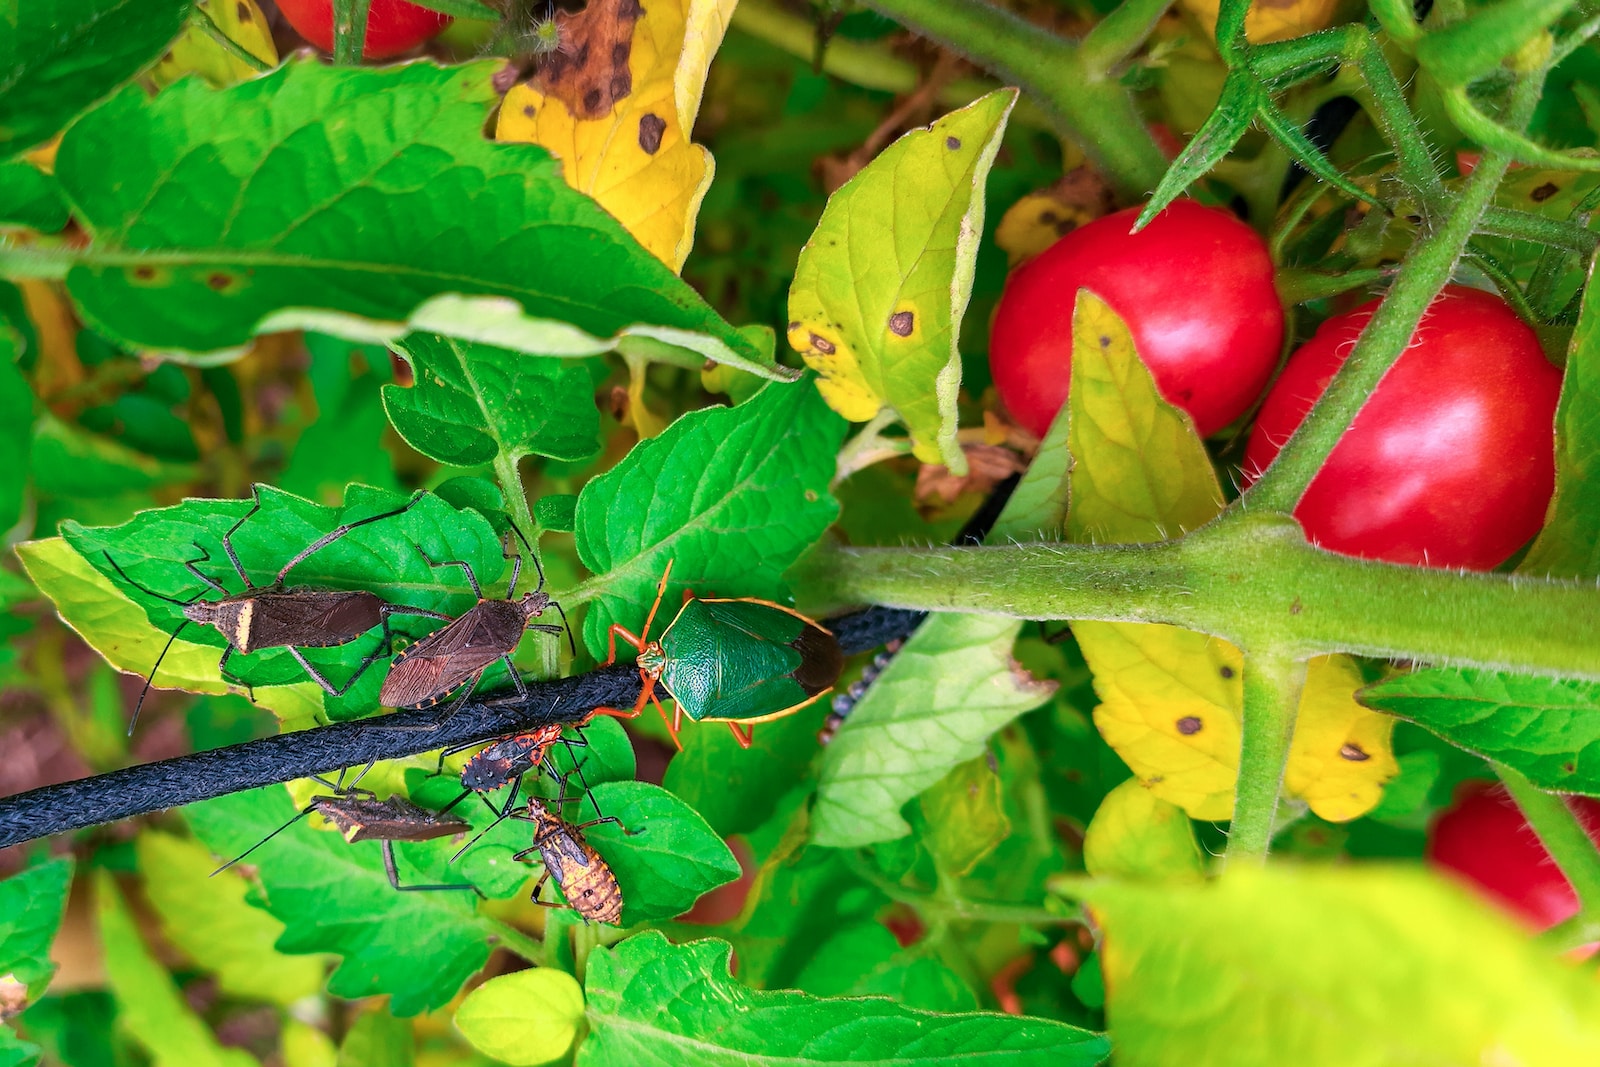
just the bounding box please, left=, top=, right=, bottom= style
left=212, top=802, right=315, bottom=876
left=104, top=551, right=203, bottom=735
left=507, top=521, right=575, bottom=654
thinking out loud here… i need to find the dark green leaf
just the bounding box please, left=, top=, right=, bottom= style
left=1358, top=667, right=1600, bottom=794
left=793, top=923, right=978, bottom=1012
left=535, top=493, right=578, bottom=533
left=580, top=933, right=1110, bottom=1066
left=385, top=334, right=599, bottom=467
left=663, top=697, right=829, bottom=837
left=185, top=787, right=490, bottom=1016
left=0, top=161, right=67, bottom=231
left=0, top=322, right=30, bottom=531
left=56, top=484, right=506, bottom=721
left=1137, top=71, right=1260, bottom=228
left=53, top=62, right=774, bottom=374
left=0, top=858, right=73, bottom=998
left=574, top=377, right=844, bottom=658
left=0, top=0, right=190, bottom=156
left=0, top=1028, right=38, bottom=1067
left=1523, top=253, right=1600, bottom=579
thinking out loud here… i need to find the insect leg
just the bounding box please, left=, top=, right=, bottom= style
left=124, top=619, right=191, bottom=737
left=275, top=489, right=428, bottom=585
left=601, top=624, right=648, bottom=667
left=415, top=545, right=483, bottom=599
left=288, top=645, right=375, bottom=698
left=592, top=674, right=654, bottom=722
left=662, top=694, right=683, bottom=752
left=380, top=840, right=479, bottom=894
left=726, top=722, right=755, bottom=749
left=218, top=486, right=266, bottom=589
left=183, top=543, right=231, bottom=596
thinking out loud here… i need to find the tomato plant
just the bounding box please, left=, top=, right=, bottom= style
left=277, top=0, right=451, bottom=59
left=1244, top=286, right=1562, bottom=570
left=988, top=200, right=1283, bottom=438
left=1428, top=782, right=1600, bottom=929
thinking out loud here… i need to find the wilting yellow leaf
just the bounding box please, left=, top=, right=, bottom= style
left=495, top=0, right=734, bottom=272
left=151, top=0, right=278, bottom=89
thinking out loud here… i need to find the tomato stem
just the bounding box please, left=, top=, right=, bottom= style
left=1495, top=763, right=1600, bottom=934
left=1226, top=651, right=1305, bottom=865
left=331, top=0, right=371, bottom=65
left=860, top=0, right=1169, bottom=199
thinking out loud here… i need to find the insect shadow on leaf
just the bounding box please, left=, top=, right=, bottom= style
left=378, top=522, right=575, bottom=726
left=213, top=764, right=480, bottom=895
left=105, top=487, right=451, bottom=735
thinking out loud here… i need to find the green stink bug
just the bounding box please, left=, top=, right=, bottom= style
left=599, top=561, right=844, bottom=749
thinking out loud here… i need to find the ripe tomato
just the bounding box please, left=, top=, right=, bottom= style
left=1244, top=285, right=1561, bottom=570
left=277, top=0, right=451, bottom=59
left=988, top=200, right=1283, bottom=439
left=1427, top=781, right=1600, bottom=929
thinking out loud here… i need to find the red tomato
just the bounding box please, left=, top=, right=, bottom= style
left=1244, top=286, right=1561, bottom=570
left=277, top=0, right=451, bottom=59
left=988, top=200, right=1284, bottom=438
left=1427, top=781, right=1600, bottom=929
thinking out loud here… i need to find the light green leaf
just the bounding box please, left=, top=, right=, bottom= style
left=0, top=0, right=190, bottom=155
left=574, top=378, right=844, bottom=658
left=93, top=870, right=257, bottom=1067
left=0, top=858, right=72, bottom=1001
left=812, top=614, right=1057, bottom=848
left=335, top=1010, right=411, bottom=1067
left=1081, top=778, right=1204, bottom=882
left=455, top=969, right=584, bottom=1067
left=52, top=61, right=772, bottom=375
left=0, top=161, right=67, bottom=231
left=786, top=90, right=1017, bottom=470
left=793, top=923, right=978, bottom=1013
left=1523, top=253, right=1600, bottom=580
left=136, top=831, right=326, bottom=1005
left=282, top=1020, right=337, bottom=1067
left=919, top=756, right=1012, bottom=877
left=185, top=787, right=489, bottom=1016
left=581, top=933, right=1108, bottom=1066
left=1065, top=291, right=1223, bottom=544
left=384, top=334, right=599, bottom=467
left=0, top=1028, right=38, bottom=1067
left=1075, top=865, right=1600, bottom=1066
left=1358, top=668, right=1600, bottom=794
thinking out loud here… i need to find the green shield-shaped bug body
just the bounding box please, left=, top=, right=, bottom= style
left=602, top=561, right=844, bottom=748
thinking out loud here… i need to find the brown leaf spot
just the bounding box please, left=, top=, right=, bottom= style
left=236, top=1, right=251, bottom=21
left=1531, top=182, right=1560, bottom=202
left=888, top=310, right=914, bottom=336
left=133, top=266, right=157, bottom=281
left=1289, top=597, right=1303, bottom=615
left=638, top=113, right=666, bottom=154
left=1176, top=716, right=1202, bottom=735
left=206, top=272, right=232, bottom=291
left=1339, top=743, right=1370, bottom=762
left=523, top=104, right=536, bottom=118
left=946, top=136, right=961, bottom=150
left=583, top=88, right=603, bottom=113
left=1219, top=665, right=1235, bottom=679
left=809, top=332, right=836, bottom=355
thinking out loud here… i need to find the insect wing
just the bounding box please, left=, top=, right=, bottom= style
left=251, top=591, right=384, bottom=649
left=660, top=599, right=830, bottom=723
left=380, top=605, right=518, bottom=706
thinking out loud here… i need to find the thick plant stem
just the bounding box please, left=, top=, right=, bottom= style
left=1226, top=651, right=1306, bottom=865
left=1495, top=763, right=1600, bottom=940
left=862, top=0, right=1168, bottom=198
left=332, top=0, right=370, bottom=65
left=1245, top=73, right=1540, bottom=514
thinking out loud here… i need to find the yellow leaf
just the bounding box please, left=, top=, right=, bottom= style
left=1065, top=295, right=1397, bottom=821
left=151, top=0, right=278, bottom=90
left=1066, top=290, right=1223, bottom=545
left=495, top=0, right=734, bottom=272
left=1082, top=778, right=1206, bottom=882
left=1180, top=0, right=1342, bottom=44
left=993, top=172, right=1113, bottom=268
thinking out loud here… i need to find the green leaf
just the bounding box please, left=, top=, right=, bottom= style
left=812, top=614, right=1057, bottom=848
left=793, top=923, right=978, bottom=1013
left=1523, top=253, right=1600, bottom=579
left=1081, top=778, right=1204, bottom=881
left=574, top=378, right=844, bottom=658
left=534, top=493, right=577, bottom=533
left=1073, top=865, right=1600, bottom=1066
left=135, top=831, right=326, bottom=1005
left=30, top=413, right=195, bottom=497
left=581, top=933, right=1109, bottom=1066
left=185, top=786, right=490, bottom=1016
left=786, top=90, right=1017, bottom=471
left=1358, top=668, right=1600, bottom=794
left=0, top=858, right=72, bottom=1001
left=93, top=870, right=257, bottom=1067
left=919, top=756, right=1012, bottom=877
left=0, top=0, right=190, bottom=156
left=1065, top=291, right=1223, bottom=544
left=384, top=334, right=599, bottom=467
left=571, top=781, right=741, bottom=924
left=454, top=969, right=584, bottom=1067
left=335, top=1009, right=412, bottom=1067
left=0, top=322, right=30, bottom=532
left=0, top=161, right=67, bottom=231
left=1413, top=0, right=1575, bottom=87
left=52, top=61, right=775, bottom=375
left=1138, top=72, right=1259, bottom=227
left=0, top=1028, right=38, bottom=1067
left=54, top=483, right=509, bottom=722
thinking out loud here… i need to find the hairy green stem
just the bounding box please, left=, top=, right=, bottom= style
left=1079, top=0, right=1174, bottom=74
left=1226, top=651, right=1306, bottom=865
left=862, top=0, right=1168, bottom=198
left=492, top=450, right=560, bottom=679
left=332, top=0, right=370, bottom=65
left=1496, top=763, right=1600, bottom=948
left=846, top=852, right=1080, bottom=926
left=483, top=916, right=543, bottom=963
left=793, top=515, right=1600, bottom=680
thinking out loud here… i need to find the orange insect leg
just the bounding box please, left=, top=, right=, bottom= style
left=726, top=722, right=754, bottom=749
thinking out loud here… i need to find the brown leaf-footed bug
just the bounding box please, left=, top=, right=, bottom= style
left=214, top=766, right=479, bottom=894
left=105, top=487, right=450, bottom=734
left=379, top=522, right=574, bottom=720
